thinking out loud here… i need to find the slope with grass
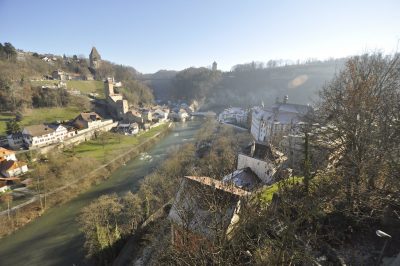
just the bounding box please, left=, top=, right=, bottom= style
left=0, top=107, right=81, bottom=135
left=30, top=80, right=104, bottom=98
left=68, top=123, right=169, bottom=162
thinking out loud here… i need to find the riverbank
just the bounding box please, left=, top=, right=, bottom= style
left=0, top=122, right=172, bottom=238
left=0, top=120, right=202, bottom=266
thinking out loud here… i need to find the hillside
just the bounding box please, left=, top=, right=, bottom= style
left=0, top=42, right=154, bottom=136
left=30, top=80, right=105, bottom=98
left=140, top=70, right=177, bottom=100
left=209, top=59, right=345, bottom=109
left=143, top=60, right=345, bottom=110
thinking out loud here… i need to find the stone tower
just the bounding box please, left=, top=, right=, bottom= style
left=104, top=78, right=114, bottom=98
left=212, top=61, right=217, bottom=71
left=89, top=47, right=101, bottom=69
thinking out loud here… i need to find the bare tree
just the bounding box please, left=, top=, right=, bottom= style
left=316, top=53, right=400, bottom=206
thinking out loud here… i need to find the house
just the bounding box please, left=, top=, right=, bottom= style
left=168, top=175, right=248, bottom=250
left=22, top=124, right=68, bottom=149
left=169, top=108, right=189, bottom=122
left=73, top=112, right=104, bottom=129
left=0, top=147, right=28, bottom=178
left=152, top=108, right=169, bottom=122
left=251, top=96, right=312, bottom=145
left=0, top=160, right=28, bottom=178
left=237, top=141, right=287, bottom=184
left=222, top=167, right=262, bottom=191
left=115, top=122, right=139, bottom=135
left=125, top=110, right=144, bottom=124
left=6, top=133, right=24, bottom=149
left=0, top=147, right=17, bottom=161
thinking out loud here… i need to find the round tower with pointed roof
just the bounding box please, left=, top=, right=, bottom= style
left=89, top=47, right=101, bottom=69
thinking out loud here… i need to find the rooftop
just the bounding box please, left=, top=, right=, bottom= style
left=0, top=160, right=26, bottom=172
left=222, top=167, right=262, bottom=191
left=168, top=176, right=242, bottom=240
left=76, top=112, right=102, bottom=122
left=23, top=124, right=55, bottom=137
left=0, top=147, right=15, bottom=157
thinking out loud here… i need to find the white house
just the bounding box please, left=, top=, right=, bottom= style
left=0, top=147, right=17, bottom=161
left=0, top=160, right=28, bottom=178
left=116, top=122, right=139, bottom=135
left=251, top=97, right=312, bottom=144
left=236, top=141, right=286, bottom=184
left=22, top=124, right=69, bottom=149
left=153, top=108, right=169, bottom=122
left=72, top=112, right=110, bottom=130
left=0, top=147, right=28, bottom=178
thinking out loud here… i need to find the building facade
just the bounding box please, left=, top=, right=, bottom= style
left=0, top=147, right=28, bottom=178
left=22, top=124, right=70, bottom=149
left=251, top=97, right=312, bottom=144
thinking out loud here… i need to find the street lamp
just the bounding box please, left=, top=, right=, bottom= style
left=376, top=230, right=391, bottom=266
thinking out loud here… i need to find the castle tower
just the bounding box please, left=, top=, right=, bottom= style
left=104, top=78, right=114, bottom=98
left=89, top=47, right=101, bottom=69
left=212, top=61, right=217, bottom=71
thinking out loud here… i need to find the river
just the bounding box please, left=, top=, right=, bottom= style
left=0, top=120, right=202, bottom=266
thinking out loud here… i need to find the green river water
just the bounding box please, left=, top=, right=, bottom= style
left=0, top=120, right=202, bottom=266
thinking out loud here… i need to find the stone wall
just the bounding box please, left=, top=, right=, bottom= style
left=31, top=120, right=117, bottom=154
left=62, top=121, right=117, bottom=147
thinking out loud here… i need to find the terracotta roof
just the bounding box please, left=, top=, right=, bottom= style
left=0, top=160, right=26, bottom=172
left=0, top=147, right=15, bottom=157
left=23, top=124, right=55, bottom=137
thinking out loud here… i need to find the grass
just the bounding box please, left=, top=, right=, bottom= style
left=30, top=80, right=104, bottom=98
left=66, top=80, right=104, bottom=97
left=259, top=176, right=303, bottom=203
left=0, top=113, right=15, bottom=135
left=0, top=107, right=81, bottom=135
left=68, top=123, right=169, bottom=162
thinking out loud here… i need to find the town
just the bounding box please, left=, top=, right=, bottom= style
left=0, top=1, right=399, bottom=265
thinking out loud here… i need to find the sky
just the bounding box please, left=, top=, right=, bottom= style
left=0, top=0, right=399, bottom=73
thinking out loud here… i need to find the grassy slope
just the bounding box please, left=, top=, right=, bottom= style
left=66, top=80, right=104, bottom=97
left=30, top=80, right=104, bottom=98
left=0, top=107, right=81, bottom=135
left=259, top=176, right=303, bottom=202
left=68, top=123, right=168, bottom=161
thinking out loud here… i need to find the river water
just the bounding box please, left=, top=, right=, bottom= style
left=0, top=121, right=202, bottom=266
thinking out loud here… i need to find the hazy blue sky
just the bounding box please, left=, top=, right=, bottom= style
left=1, top=0, right=399, bottom=73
